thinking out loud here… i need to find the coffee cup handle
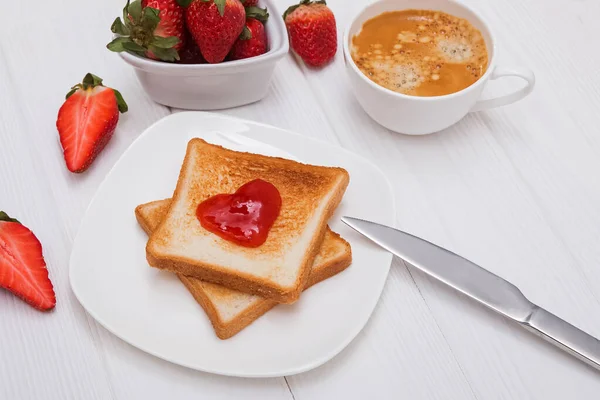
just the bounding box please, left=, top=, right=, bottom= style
left=470, top=66, right=536, bottom=112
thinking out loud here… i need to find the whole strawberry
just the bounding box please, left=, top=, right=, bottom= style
left=179, top=0, right=246, bottom=63
left=107, top=0, right=183, bottom=62
left=56, top=74, right=128, bottom=173
left=283, top=0, right=337, bottom=67
left=229, top=7, right=269, bottom=60
left=0, top=212, right=56, bottom=311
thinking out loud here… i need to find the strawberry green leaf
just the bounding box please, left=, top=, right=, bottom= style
left=282, top=5, right=299, bottom=20
left=239, top=26, right=252, bottom=40
left=246, top=6, right=269, bottom=22
left=65, top=87, right=78, bottom=99
left=107, top=36, right=132, bottom=52
left=176, top=0, right=194, bottom=6
left=0, top=211, right=20, bottom=224
left=122, top=41, right=147, bottom=53
left=283, top=0, right=319, bottom=20
left=113, top=89, right=129, bottom=113
left=152, top=36, right=180, bottom=48
left=214, top=0, right=226, bottom=16
left=123, top=0, right=131, bottom=23
left=111, top=17, right=130, bottom=35
left=141, top=6, right=161, bottom=31
left=149, top=46, right=180, bottom=62
left=128, top=0, right=143, bottom=23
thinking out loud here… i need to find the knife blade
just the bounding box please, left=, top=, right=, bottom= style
left=342, top=216, right=600, bottom=371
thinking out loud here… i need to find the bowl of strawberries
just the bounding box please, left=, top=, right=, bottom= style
left=108, top=0, right=288, bottom=110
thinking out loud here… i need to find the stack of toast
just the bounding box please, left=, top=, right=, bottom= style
left=136, top=138, right=352, bottom=339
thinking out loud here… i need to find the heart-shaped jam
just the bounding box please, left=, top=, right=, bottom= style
left=196, top=179, right=282, bottom=248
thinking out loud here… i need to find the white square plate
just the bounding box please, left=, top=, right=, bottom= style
left=69, top=112, right=395, bottom=377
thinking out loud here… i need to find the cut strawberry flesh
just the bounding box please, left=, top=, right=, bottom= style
left=57, top=86, right=119, bottom=173
left=0, top=221, right=56, bottom=311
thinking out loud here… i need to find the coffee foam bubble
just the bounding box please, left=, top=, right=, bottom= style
left=361, top=59, right=423, bottom=91
left=436, top=39, right=473, bottom=62
left=386, top=64, right=423, bottom=91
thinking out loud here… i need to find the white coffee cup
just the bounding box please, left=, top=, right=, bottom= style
left=343, top=0, right=535, bottom=135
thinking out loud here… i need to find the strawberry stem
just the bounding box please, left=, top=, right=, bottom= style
left=82, top=73, right=104, bottom=89
left=65, top=74, right=129, bottom=113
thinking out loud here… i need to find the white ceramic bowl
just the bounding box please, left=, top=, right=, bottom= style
left=118, top=0, right=289, bottom=110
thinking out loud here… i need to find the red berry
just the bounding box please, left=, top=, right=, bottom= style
left=56, top=74, right=128, bottom=173
left=185, top=0, right=246, bottom=63
left=0, top=213, right=56, bottom=311
left=284, top=0, right=337, bottom=67
left=230, top=18, right=268, bottom=60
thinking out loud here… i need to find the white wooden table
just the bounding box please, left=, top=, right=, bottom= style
left=2, top=0, right=600, bottom=398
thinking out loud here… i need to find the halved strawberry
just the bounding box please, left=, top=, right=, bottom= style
left=56, top=73, right=128, bottom=173
left=0, top=212, right=56, bottom=311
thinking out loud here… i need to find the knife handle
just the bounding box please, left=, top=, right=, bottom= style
left=522, top=306, right=600, bottom=371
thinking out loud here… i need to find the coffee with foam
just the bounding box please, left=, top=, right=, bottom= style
left=351, top=10, right=488, bottom=97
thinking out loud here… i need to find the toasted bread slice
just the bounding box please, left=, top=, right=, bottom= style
left=146, top=139, right=350, bottom=303
left=137, top=199, right=352, bottom=339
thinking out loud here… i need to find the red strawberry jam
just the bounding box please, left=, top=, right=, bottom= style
left=196, top=179, right=282, bottom=247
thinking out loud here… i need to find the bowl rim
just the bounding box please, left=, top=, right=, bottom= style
left=118, top=0, right=289, bottom=73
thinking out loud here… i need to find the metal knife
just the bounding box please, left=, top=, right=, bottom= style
left=342, top=216, right=600, bottom=371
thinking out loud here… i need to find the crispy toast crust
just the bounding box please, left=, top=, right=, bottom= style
left=304, top=230, right=352, bottom=288
left=145, top=139, right=350, bottom=304
left=135, top=200, right=169, bottom=234
left=137, top=199, right=352, bottom=339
